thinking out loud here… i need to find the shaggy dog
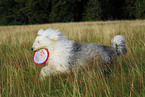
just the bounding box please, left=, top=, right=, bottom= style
left=31, top=28, right=127, bottom=80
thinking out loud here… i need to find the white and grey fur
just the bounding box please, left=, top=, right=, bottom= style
left=31, top=28, right=127, bottom=80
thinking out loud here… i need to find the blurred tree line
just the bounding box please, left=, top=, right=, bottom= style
left=0, top=0, right=145, bottom=25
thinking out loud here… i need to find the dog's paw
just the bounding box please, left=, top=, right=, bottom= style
left=40, top=75, right=46, bottom=80
left=40, top=69, right=47, bottom=80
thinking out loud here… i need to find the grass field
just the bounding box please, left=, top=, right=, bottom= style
left=0, top=20, right=145, bottom=97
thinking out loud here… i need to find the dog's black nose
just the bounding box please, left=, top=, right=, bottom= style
left=31, top=48, right=33, bottom=51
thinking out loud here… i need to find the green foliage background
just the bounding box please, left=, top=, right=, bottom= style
left=0, top=0, right=145, bottom=25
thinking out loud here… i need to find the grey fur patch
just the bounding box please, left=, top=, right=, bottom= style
left=72, top=43, right=82, bottom=52
left=69, top=42, right=118, bottom=66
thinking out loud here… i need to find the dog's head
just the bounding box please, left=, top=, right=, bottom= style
left=31, top=28, right=67, bottom=51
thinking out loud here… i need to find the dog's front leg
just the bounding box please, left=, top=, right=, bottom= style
left=40, top=66, right=51, bottom=80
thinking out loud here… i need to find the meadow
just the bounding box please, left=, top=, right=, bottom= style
left=0, top=20, right=145, bottom=97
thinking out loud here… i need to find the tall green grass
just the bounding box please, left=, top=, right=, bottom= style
left=0, top=20, right=145, bottom=97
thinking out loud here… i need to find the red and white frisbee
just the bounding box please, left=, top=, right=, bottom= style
left=33, top=48, right=49, bottom=65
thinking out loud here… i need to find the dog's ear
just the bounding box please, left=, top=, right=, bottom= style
left=38, top=29, right=44, bottom=36
left=45, top=28, right=65, bottom=41
left=47, top=29, right=63, bottom=41
left=49, top=36, right=60, bottom=41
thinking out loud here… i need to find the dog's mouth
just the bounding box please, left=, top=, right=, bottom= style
left=31, top=48, right=40, bottom=52
left=31, top=48, right=48, bottom=52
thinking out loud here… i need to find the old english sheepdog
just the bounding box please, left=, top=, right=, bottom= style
left=31, top=28, right=127, bottom=80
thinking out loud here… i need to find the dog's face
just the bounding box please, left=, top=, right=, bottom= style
left=31, top=34, right=48, bottom=51
left=31, top=28, right=67, bottom=51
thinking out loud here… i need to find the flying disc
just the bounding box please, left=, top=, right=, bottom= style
left=33, top=48, right=49, bottom=65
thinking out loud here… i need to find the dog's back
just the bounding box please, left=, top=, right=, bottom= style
left=70, top=43, right=116, bottom=65
left=69, top=35, right=127, bottom=66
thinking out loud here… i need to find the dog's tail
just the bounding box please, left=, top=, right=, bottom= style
left=111, top=35, right=127, bottom=55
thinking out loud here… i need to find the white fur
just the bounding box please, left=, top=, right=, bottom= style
left=111, top=35, right=127, bottom=55
left=111, top=35, right=125, bottom=46
left=32, top=28, right=74, bottom=80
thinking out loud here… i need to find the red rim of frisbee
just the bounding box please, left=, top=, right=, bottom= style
left=33, top=48, right=49, bottom=65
